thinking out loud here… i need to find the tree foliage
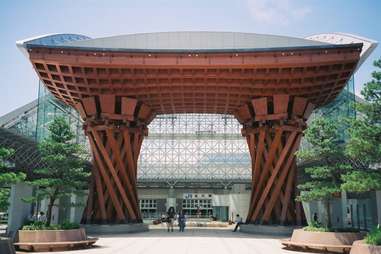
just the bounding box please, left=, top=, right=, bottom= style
left=25, top=116, right=90, bottom=225
left=297, top=118, right=350, bottom=202
left=295, top=57, right=381, bottom=227
left=296, top=118, right=351, bottom=227
left=342, top=57, right=381, bottom=192
left=345, top=119, right=381, bottom=165
left=358, top=58, right=381, bottom=123
left=341, top=170, right=381, bottom=192
left=0, top=147, right=25, bottom=211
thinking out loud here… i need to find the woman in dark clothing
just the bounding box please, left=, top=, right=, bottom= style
left=166, top=207, right=176, bottom=232
left=178, top=210, right=186, bottom=232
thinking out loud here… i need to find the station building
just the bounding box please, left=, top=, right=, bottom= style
left=1, top=32, right=379, bottom=232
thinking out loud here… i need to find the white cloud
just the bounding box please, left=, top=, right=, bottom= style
left=247, top=0, right=311, bottom=25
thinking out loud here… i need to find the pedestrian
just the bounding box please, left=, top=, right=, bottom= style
left=178, top=210, right=186, bottom=232
left=233, top=214, right=242, bottom=232
left=37, top=211, right=46, bottom=223
left=196, top=207, right=201, bottom=218
left=166, top=207, right=175, bottom=232
left=161, top=213, right=166, bottom=223
left=313, top=212, right=318, bottom=223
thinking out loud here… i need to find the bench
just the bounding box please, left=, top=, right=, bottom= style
left=14, top=238, right=97, bottom=252
left=281, top=239, right=352, bottom=254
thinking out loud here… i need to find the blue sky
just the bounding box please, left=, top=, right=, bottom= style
left=0, top=0, right=380, bottom=116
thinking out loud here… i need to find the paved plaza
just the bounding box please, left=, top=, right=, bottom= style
left=17, top=226, right=314, bottom=254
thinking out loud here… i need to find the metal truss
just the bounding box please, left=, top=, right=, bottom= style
left=138, top=113, right=251, bottom=181
left=0, top=128, right=44, bottom=173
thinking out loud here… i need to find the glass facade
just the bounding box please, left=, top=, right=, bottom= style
left=300, top=77, right=356, bottom=151
left=7, top=108, right=38, bottom=140
left=318, top=76, right=356, bottom=120
left=36, top=81, right=87, bottom=145
left=139, top=114, right=250, bottom=180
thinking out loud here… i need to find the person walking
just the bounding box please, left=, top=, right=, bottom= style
left=166, top=207, right=175, bottom=232
left=37, top=211, right=47, bottom=223
left=178, top=210, right=186, bottom=232
left=233, top=214, right=243, bottom=232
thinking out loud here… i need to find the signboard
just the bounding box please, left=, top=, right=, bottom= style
left=183, top=193, right=212, bottom=199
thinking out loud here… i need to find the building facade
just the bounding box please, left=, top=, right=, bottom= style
left=1, top=32, right=379, bottom=228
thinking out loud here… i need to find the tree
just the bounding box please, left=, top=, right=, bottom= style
left=296, top=117, right=351, bottom=228
left=25, top=117, right=90, bottom=226
left=0, top=147, right=25, bottom=211
left=342, top=57, right=381, bottom=192
left=358, top=58, right=381, bottom=124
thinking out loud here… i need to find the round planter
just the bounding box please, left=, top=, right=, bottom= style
left=14, top=228, right=97, bottom=252
left=282, top=229, right=364, bottom=253
left=18, top=228, right=87, bottom=243
left=350, top=240, right=381, bottom=254
left=0, top=237, right=15, bottom=254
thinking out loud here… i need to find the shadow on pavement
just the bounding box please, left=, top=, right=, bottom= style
left=88, top=228, right=286, bottom=240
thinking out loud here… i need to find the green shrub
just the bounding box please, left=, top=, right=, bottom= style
left=60, top=221, right=80, bottom=230
left=303, top=220, right=360, bottom=233
left=304, top=225, right=330, bottom=232
left=22, top=221, right=80, bottom=230
left=303, top=220, right=329, bottom=232
left=22, top=221, right=46, bottom=230
left=365, top=226, right=381, bottom=245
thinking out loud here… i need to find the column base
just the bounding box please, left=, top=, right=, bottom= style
left=82, top=223, right=149, bottom=235
left=239, top=224, right=299, bottom=236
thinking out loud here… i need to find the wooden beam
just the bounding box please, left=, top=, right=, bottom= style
left=261, top=134, right=302, bottom=223
left=246, top=128, right=266, bottom=221
left=252, top=127, right=283, bottom=205
left=92, top=161, right=107, bottom=221
left=92, top=130, right=137, bottom=220
left=82, top=97, right=97, bottom=116
left=88, top=134, right=125, bottom=221
left=251, top=131, right=298, bottom=222
left=280, top=162, right=296, bottom=224
left=99, top=94, right=115, bottom=114
left=106, top=129, right=139, bottom=218
left=273, top=94, right=289, bottom=114
left=122, top=131, right=137, bottom=182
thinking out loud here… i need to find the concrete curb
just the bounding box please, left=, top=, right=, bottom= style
left=83, top=223, right=149, bottom=235
left=239, top=224, right=298, bottom=236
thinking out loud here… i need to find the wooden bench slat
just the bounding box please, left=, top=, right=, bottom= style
left=280, top=239, right=352, bottom=249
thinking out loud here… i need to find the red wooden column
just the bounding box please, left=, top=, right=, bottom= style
left=236, top=95, right=314, bottom=225
left=77, top=95, right=154, bottom=224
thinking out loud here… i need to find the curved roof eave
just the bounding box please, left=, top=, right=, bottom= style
left=18, top=31, right=336, bottom=54
left=16, top=33, right=91, bottom=58
left=22, top=42, right=363, bottom=54
left=16, top=31, right=369, bottom=56
left=306, top=32, right=378, bottom=71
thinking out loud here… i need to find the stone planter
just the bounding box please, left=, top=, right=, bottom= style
left=14, top=228, right=97, bottom=252
left=350, top=240, right=381, bottom=254
left=281, top=229, right=364, bottom=253
left=0, top=237, right=15, bottom=254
